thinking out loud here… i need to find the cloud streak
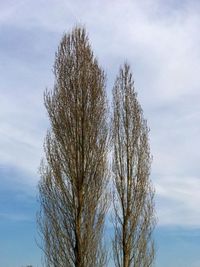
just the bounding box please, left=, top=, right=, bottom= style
left=1, top=0, right=200, bottom=228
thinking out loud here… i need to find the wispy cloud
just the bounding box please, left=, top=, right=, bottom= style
left=156, top=176, right=200, bottom=226
left=1, top=0, right=200, bottom=228
left=0, top=211, right=31, bottom=221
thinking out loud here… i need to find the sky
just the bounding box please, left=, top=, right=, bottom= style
left=1, top=0, right=200, bottom=266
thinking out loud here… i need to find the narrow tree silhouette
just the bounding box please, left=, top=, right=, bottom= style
left=38, top=27, right=109, bottom=267
left=112, top=64, right=156, bottom=267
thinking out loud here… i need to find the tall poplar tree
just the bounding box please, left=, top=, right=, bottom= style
left=38, top=27, right=109, bottom=267
left=112, top=64, right=155, bottom=267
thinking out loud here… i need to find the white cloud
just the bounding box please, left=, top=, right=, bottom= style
left=0, top=87, right=47, bottom=180
left=155, top=175, right=200, bottom=226
left=1, top=0, right=200, bottom=226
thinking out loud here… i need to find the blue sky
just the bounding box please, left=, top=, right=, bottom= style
left=1, top=0, right=200, bottom=266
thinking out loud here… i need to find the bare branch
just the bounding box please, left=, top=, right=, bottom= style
left=112, top=63, right=156, bottom=267
left=38, top=27, right=109, bottom=267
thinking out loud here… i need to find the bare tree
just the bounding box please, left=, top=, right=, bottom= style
left=112, top=64, right=155, bottom=267
left=38, top=27, right=109, bottom=267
